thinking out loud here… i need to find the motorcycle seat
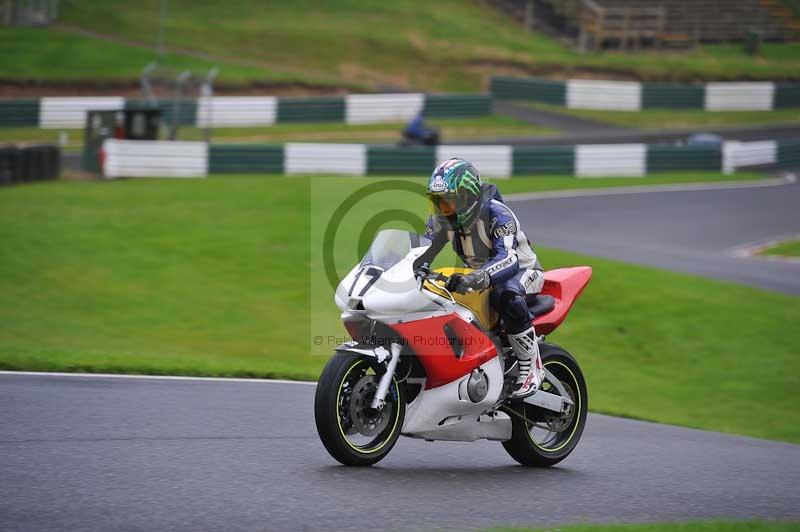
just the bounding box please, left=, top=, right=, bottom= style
left=525, top=294, right=555, bottom=317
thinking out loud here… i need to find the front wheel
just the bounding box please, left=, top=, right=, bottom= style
left=502, top=343, right=587, bottom=467
left=314, top=353, right=405, bottom=466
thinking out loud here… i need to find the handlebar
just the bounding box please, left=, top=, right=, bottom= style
left=414, top=264, right=475, bottom=302
left=414, top=264, right=449, bottom=284
left=415, top=264, right=476, bottom=294
left=415, top=264, right=454, bottom=303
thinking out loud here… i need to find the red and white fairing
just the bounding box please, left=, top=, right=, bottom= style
left=334, top=229, right=590, bottom=442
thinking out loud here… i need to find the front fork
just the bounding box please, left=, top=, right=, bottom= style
left=370, top=342, right=402, bottom=410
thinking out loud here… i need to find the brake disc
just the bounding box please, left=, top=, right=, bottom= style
left=543, top=381, right=576, bottom=432
left=349, top=375, right=391, bottom=437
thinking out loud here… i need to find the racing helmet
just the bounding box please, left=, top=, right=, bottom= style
left=426, top=158, right=483, bottom=229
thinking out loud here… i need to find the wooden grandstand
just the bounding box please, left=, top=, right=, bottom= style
left=492, top=0, right=800, bottom=50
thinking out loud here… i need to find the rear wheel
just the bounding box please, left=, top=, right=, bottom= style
left=502, top=344, right=587, bottom=467
left=314, top=353, right=405, bottom=466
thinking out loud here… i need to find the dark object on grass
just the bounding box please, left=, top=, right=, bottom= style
left=0, top=144, right=60, bottom=186
left=744, top=28, right=762, bottom=56
left=402, top=114, right=440, bottom=146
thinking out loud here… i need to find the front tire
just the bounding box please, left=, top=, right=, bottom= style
left=502, top=343, right=587, bottom=467
left=314, top=353, right=405, bottom=466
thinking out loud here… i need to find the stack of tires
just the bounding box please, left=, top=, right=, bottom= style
left=0, top=144, right=60, bottom=186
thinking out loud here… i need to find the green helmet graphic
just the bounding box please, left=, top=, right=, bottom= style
left=426, top=158, right=483, bottom=229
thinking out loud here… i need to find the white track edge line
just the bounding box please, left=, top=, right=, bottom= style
left=505, top=173, right=797, bottom=202
left=0, top=370, right=317, bottom=385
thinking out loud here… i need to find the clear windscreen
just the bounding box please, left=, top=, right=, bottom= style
left=360, top=229, right=431, bottom=270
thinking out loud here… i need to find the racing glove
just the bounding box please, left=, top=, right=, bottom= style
left=446, top=270, right=490, bottom=294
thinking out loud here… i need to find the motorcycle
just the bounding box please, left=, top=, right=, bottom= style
left=314, top=228, right=592, bottom=467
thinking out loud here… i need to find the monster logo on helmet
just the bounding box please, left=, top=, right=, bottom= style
left=426, top=158, right=483, bottom=229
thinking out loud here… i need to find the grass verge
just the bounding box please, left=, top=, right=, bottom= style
left=759, top=239, right=800, bottom=257
left=492, top=521, right=800, bottom=532
left=527, top=103, right=800, bottom=130
left=497, top=172, right=765, bottom=194
left=0, top=116, right=552, bottom=149
left=0, top=171, right=797, bottom=443
left=0, top=27, right=266, bottom=82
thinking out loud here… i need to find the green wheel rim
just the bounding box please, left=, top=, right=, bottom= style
left=525, top=360, right=582, bottom=453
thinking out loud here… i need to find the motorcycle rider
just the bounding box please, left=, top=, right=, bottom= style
left=422, top=158, right=545, bottom=398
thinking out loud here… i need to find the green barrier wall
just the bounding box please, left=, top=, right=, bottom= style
left=0, top=100, right=40, bottom=127
left=642, top=84, right=705, bottom=109
left=512, top=146, right=575, bottom=175
left=777, top=138, right=800, bottom=167
left=366, top=146, right=436, bottom=175
left=277, top=97, right=346, bottom=123
left=208, top=145, right=284, bottom=173
left=200, top=138, right=799, bottom=177
left=422, top=95, right=491, bottom=118
left=774, top=84, right=800, bottom=109
left=490, top=76, right=800, bottom=109
left=490, top=77, right=566, bottom=105
left=646, top=145, right=721, bottom=172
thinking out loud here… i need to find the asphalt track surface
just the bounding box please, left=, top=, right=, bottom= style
left=2, top=373, right=799, bottom=532
left=509, top=176, right=800, bottom=295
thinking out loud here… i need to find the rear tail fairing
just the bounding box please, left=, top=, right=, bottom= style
left=534, top=266, right=592, bottom=335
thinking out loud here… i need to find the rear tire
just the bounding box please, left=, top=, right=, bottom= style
left=502, top=343, right=587, bottom=467
left=314, top=353, right=405, bottom=467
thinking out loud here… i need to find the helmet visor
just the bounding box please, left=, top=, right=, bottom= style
left=427, top=193, right=457, bottom=217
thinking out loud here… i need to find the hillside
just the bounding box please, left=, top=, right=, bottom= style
left=2, top=0, right=800, bottom=94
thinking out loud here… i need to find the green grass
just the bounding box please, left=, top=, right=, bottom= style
left=179, top=116, right=552, bottom=142
left=1, top=171, right=798, bottom=443
left=0, top=27, right=266, bottom=83
left=492, top=521, right=800, bottom=532
left=496, top=172, right=765, bottom=194
left=2, top=1, right=799, bottom=91
left=759, top=239, right=800, bottom=257
left=0, top=116, right=551, bottom=149
left=528, top=103, right=800, bottom=130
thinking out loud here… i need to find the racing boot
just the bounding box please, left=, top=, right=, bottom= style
left=509, top=326, right=544, bottom=399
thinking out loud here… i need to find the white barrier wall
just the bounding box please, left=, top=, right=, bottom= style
left=40, top=97, right=125, bottom=129
left=436, top=145, right=513, bottom=178
left=722, top=140, right=777, bottom=174
left=567, top=80, right=642, bottom=111
left=196, top=97, right=277, bottom=127
left=284, top=143, right=367, bottom=175
left=345, top=94, right=425, bottom=125
left=102, top=139, right=208, bottom=178
left=576, top=143, right=646, bottom=177
left=705, top=83, right=775, bottom=111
